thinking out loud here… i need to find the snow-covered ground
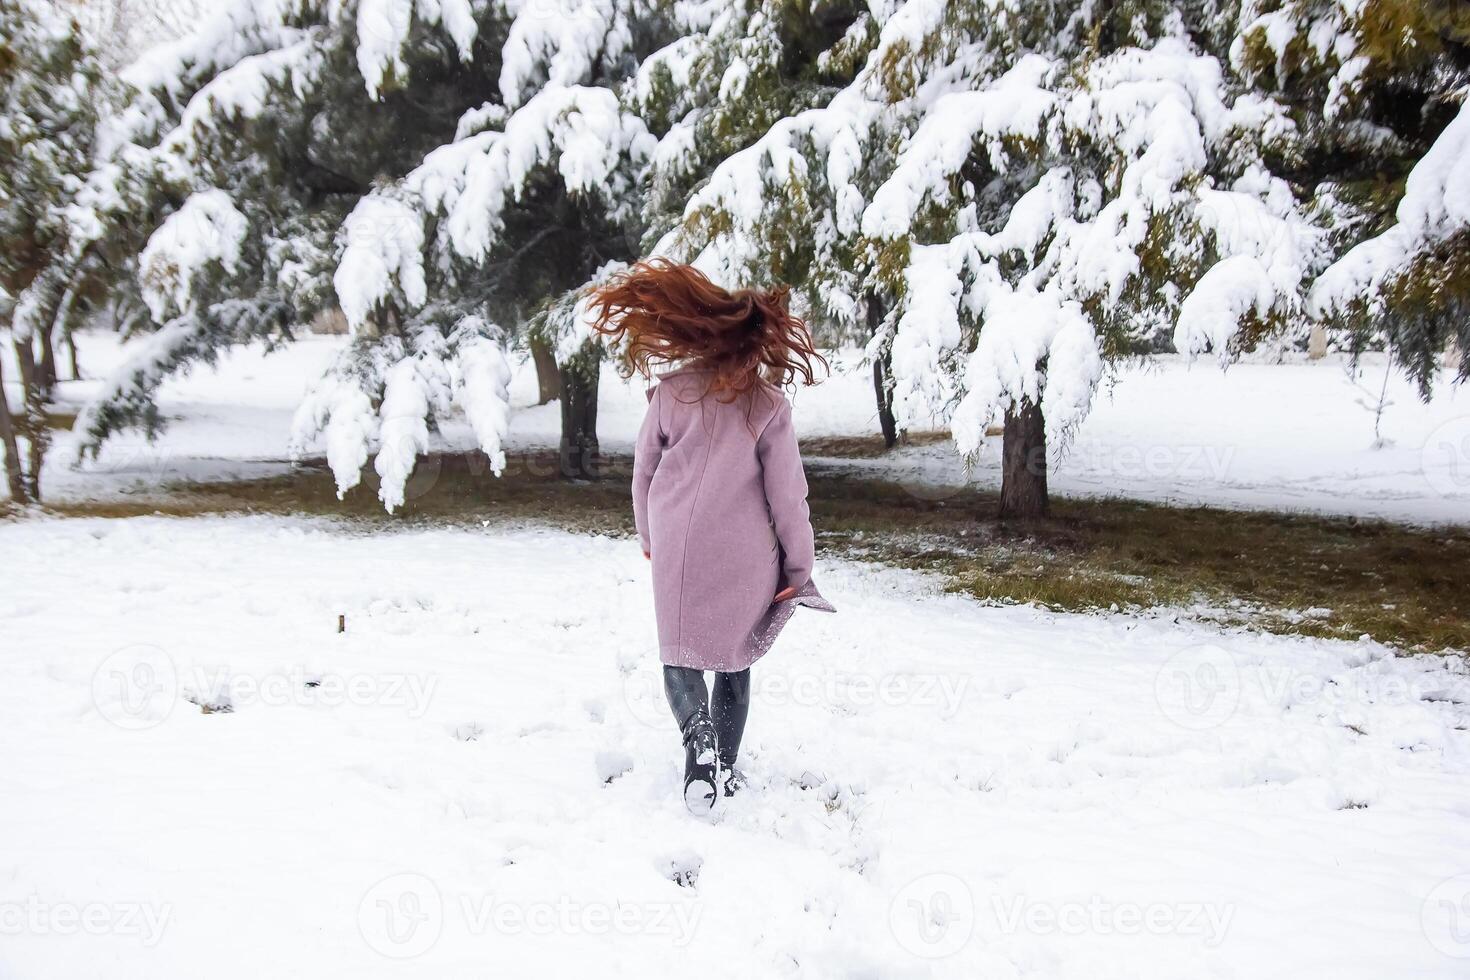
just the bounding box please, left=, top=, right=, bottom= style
left=4, top=332, right=1468, bottom=524
left=1, top=516, right=1468, bottom=977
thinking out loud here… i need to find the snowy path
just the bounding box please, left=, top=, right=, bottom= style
left=2, top=516, right=1469, bottom=978
left=5, top=333, right=1469, bottom=524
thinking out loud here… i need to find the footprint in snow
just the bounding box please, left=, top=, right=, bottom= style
left=451, top=722, right=484, bottom=742
left=659, top=850, right=702, bottom=888
left=596, top=750, right=635, bottom=784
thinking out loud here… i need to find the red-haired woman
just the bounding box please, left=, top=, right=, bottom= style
left=590, top=259, right=835, bottom=812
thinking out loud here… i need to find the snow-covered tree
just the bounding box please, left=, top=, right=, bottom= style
left=41, top=0, right=682, bottom=502
left=658, top=0, right=1470, bottom=517
left=1278, top=0, right=1470, bottom=389
left=0, top=0, right=109, bottom=502
left=62, top=0, right=226, bottom=68
left=37, top=0, right=878, bottom=504
left=19, top=0, right=1469, bottom=515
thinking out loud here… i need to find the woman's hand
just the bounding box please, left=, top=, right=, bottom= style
left=774, top=585, right=797, bottom=602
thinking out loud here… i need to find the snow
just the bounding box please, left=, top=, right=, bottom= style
left=136, top=188, right=249, bottom=320
left=374, top=353, right=447, bottom=512
left=497, top=0, right=635, bottom=108
left=334, top=196, right=428, bottom=332
left=1311, top=100, right=1470, bottom=319
left=862, top=55, right=1057, bottom=239
left=401, top=85, right=652, bottom=266
left=291, top=372, right=379, bottom=499
left=838, top=34, right=1323, bottom=469
left=951, top=286, right=1102, bottom=453
left=287, top=320, right=514, bottom=507
left=451, top=325, right=513, bottom=479
left=7, top=333, right=1468, bottom=526
left=156, top=34, right=323, bottom=175
left=0, top=515, right=1467, bottom=977
left=354, top=0, right=478, bottom=99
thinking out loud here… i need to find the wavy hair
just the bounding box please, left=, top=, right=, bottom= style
left=587, top=259, right=827, bottom=400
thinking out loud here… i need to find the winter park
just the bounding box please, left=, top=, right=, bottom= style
left=5, top=0, right=1470, bottom=976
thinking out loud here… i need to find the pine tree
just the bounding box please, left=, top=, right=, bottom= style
left=24, top=0, right=1469, bottom=514
left=47, top=0, right=678, bottom=502
left=1261, top=0, right=1470, bottom=389
left=47, top=0, right=874, bottom=502
left=659, top=0, right=1469, bottom=518
left=0, top=0, right=108, bottom=503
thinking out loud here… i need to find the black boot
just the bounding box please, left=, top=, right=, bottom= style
left=681, top=707, right=719, bottom=813
left=719, top=766, right=746, bottom=797
left=712, top=668, right=750, bottom=796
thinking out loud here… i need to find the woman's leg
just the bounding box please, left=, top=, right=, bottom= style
left=662, top=666, right=709, bottom=729
left=664, top=666, right=718, bottom=811
left=710, top=668, right=751, bottom=767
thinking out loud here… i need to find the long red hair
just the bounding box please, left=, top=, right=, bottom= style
left=587, top=259, right=827, bottom=399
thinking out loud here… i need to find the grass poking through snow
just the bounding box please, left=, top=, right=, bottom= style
left=10, top=449, right=1468, bottom=653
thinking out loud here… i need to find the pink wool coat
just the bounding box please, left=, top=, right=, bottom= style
left=634, top=365, right=834, bottom=671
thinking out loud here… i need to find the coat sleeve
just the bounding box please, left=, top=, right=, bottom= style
left=757, top=395, right=814, bottom=590
left=632, top=385, right=664, bottom=553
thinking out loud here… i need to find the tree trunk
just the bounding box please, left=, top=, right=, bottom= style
left=0, top=353, right=29, bottom=503
left=558, top=353, right=600, bottom=479
left=11, top=336, right=48, bottom=502
left=531, top=335, right=562, bottom=405
left=998, top=398, right=1048, bottom=520
left=37, top=325, right=58, bottom=393
left=867, top=296, right=898, bottom=449
left=873, top=351, right=898, bottom=449
left=65, top=329, right=80, bottom=381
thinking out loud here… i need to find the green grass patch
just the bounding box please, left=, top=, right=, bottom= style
left=20, top=450, right=1470, bottom=654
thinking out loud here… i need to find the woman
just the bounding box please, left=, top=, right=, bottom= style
left=590, top=259, right=835, bottom=812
